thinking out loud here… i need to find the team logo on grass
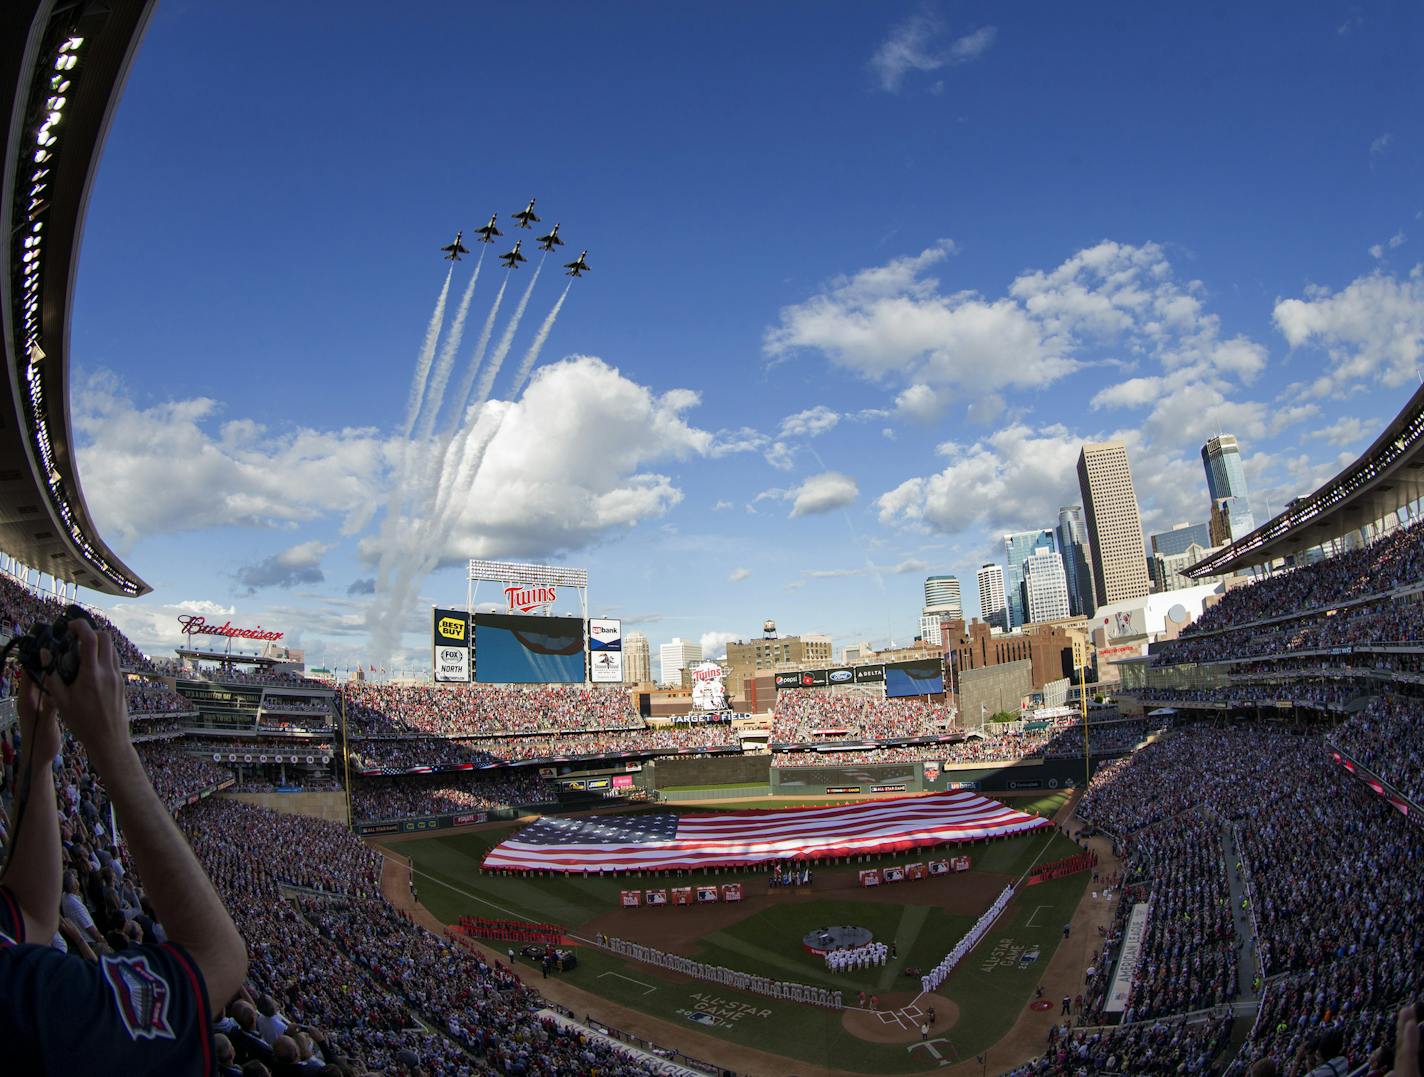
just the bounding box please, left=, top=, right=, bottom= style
left=678, top=1009, right=722, bottom=1027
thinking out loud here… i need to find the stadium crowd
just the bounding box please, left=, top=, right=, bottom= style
left=350, top=723, right=743, bottom=771
left=1065, top=718, right=1424, bottom=1075
left=124, top=680, right=193, bottom=716
left=1181, top=522, right=1424, bottom=637
left=1329, top=694, right=1424, bottom=804
left=352, top=772, right=558, bottom=821
left=344, top=681, right=642, bottom=737
left=772, top=693, right=954, bottom=742
left=772, top=719, right=1145, bottom=769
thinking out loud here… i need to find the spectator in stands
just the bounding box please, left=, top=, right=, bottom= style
left=1, top=621, right=247, bottom=1070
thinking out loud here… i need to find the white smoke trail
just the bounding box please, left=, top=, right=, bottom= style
left=508, top=279, right=571, bottom=397
left=415, top=275, right=567, bottom=593
left=373, top=264, right=544, bottom=663
left=447, top=275, right=509, bottom=437
left=370, top=267, right=453, bottom=641
left=426, top=264, right=543, bottom=533
left=415, top=249, right=484, bottom=445
left=473, top=261, right=543, bottom=409
left=402, top=267, right=454, bottom=441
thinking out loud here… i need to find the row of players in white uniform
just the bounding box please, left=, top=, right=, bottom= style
left=825, top=941, right=889, bottom=972
left=921, top=884, right=1014, bottom=996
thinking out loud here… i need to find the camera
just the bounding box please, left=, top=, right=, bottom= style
left=1, top=603, right=96, bottom=686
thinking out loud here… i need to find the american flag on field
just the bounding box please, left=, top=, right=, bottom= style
left=481, top=791, right=1051, bottom=873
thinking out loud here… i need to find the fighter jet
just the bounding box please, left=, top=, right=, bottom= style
left=474, top=214, right=502, bottom=244
left=499, top=241, right=528, bottom=269
left=535, top=223, right=564, bottom=252
left=563, top=250, right=590, bottom=277
left=512, top=198, right=540, bottom=229
left=440, top=231, right=471, bottom=261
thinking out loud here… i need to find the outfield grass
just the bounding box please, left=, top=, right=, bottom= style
left=383, top=793, right=1086, bottom=1072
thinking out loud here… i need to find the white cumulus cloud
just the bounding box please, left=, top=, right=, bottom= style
left=789, top=471, right=860, bottom=518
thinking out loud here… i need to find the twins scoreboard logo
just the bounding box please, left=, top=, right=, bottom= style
left=505, top=585, right=558, bottom=613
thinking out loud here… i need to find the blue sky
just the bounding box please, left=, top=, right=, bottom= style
left=70, top=2, right=1424, bottom=672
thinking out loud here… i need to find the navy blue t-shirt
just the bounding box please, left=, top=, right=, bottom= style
left=0, top=887, right=213, bottom=1074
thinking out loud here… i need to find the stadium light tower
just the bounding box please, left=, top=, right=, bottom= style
left=1079, top=659, right=1090, bottom=792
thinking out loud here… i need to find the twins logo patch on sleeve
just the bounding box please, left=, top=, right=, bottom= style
left=101, top=954, right=177, bottom=1041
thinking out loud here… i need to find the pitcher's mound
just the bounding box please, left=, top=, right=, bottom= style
left=841, top=994, right=959, bottom=1043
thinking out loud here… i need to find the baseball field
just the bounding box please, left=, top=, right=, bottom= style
left=377, top=792, right=1092, bottom=1074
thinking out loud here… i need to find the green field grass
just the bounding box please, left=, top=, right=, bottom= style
left=382, top=792, right=1086, bottom=1072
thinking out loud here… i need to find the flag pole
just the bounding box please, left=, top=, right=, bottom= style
left=1080, top=658, right=1090, bottom=791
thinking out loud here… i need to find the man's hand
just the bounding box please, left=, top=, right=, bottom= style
left=1394, top=1002, right=1419, bottom=1077
left=16, top=669, right=61, bottom=766
left=39, top=620, right=128, bottom=759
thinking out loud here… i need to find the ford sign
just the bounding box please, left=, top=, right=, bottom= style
left=829, top=669, right=853, bottom=683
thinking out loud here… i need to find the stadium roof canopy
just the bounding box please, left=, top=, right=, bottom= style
left=1, top=0, right=155, bottom=595
left=1186, top=380, right=1424, bottom=579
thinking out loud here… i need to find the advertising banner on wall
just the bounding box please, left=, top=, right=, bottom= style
left=853, top=665, right=885, bottom=684
left=432, top=608, right=470, bottom=683
left=588, top=618, right=624, bottom=683
left=1103, top=608, right=1147, bottom=641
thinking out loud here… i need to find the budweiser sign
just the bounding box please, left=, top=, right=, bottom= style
left=177, top=615, right=283, bottom=642
left=504, top=585, right=557, bottom=613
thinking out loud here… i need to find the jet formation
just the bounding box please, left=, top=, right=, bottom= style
left=439, top=198, right=590, bottom=277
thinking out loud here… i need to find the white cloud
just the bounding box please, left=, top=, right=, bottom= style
left=894, top=384, right=948, bottom=423
left=699, top=631, right=740, bottom=661
left=778, top=405, right=841, bottom=438
left=788, top=471, right=859, bottom=517
left=429, top=357, right=713, bottom=560
left=873, top=415, right=1298, bottom=551
left=713, top=500, right=733, bottom=512
left=765, top=240, right=1077, bottom=398
left=1312, top=414, right=1375, bottom=447
left=728, top=567, right=750, bottom=583
left=1369, top=230, right=1407, bottom=260
left=100, top=598, right=238, bottom=658
left=767, top=239, right=1279, bottom=425
left=802, top=558, right=927, bottom=579
left=1273, top=266, right=1424, bottom=393
left=869, top=12, right=997, bottom=93
left=1370, top=132, right=1394, bottom=165
left=236, top=540, right=331, bottom=593
left=73, top=370, right=388, bottom=551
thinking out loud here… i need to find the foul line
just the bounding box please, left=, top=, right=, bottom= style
left=598, top=971, right=659, bottom=996
left=371, top=844, right=539, bottom=924
left=1025, top=904, right=1052, bottom=927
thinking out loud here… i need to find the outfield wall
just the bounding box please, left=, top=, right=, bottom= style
left=771, top=753, right=1124, bottom=796
left=647, top=753, right=773, bottom=789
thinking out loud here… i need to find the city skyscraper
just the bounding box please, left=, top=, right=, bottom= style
left=1150, top=521, right=1212, bottom=558
left=923, top=575, right=962, bottom=616
left=1023, top=547, right=1071, bottom=623
left=919, top=575, right=962, bottom=647
left=1077, top=441, right=1151, bottom=607
left=623, top=631, right=651, bottom=684
left=658, top=637, right=702, bottom=686
left=1202, top=434, right=1257, bottom=545
left=1055, top=506, right=1095, bottom=617
left=1004, top=529, right=1056, bottom=629
left=976, top=563, right=1008, bottom=631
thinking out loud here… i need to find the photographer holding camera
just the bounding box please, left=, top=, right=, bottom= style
left=0, top=613, right=247, bottom=1072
